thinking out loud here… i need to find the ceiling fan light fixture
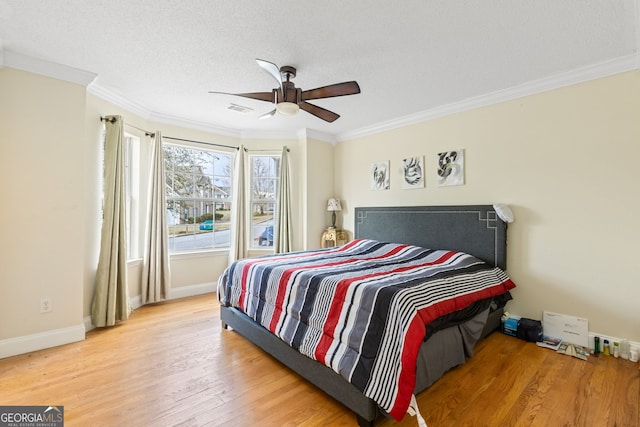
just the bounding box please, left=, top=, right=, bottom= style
left=276, top=101, right=300, bottom=116
left=210, top=59, right=360, bottom=122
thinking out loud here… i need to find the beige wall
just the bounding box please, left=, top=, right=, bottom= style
left=336, top=70, right=640, bottom=342
left=0, top=68, right=86, bottom=346
left=301, top=136, right=337, bottom=248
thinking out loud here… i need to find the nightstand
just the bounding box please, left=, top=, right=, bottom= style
left=321, top=228, right=348, bottom=248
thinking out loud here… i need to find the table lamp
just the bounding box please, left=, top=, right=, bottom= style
left=327, top=198, right=342, bottom=229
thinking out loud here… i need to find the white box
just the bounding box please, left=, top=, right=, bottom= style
left=542, top=311, right=589, bottom=347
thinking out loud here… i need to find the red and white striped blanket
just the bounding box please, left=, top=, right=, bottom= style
left=218, top=239, right=515, bottom=420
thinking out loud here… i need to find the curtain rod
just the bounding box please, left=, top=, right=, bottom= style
left=99, top=117, right=288, bottom=152
left=162, top=135, right=239, bottom=151
left=100, top=116, right=153, bottom=136
left=100, top=116, right=239, bottom=150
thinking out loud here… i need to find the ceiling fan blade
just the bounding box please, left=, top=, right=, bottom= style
left=209, top=91, right=275, bottom=103
left=256, top=59, right=283, bottom=88
left=299, top=101, right=340, bottom=123
left=301, top=81, right=360, bottom=101
left=258, top=109, right=276, bottom=120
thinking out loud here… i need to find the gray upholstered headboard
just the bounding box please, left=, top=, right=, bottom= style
left=354, top=205, right=508, bottom=270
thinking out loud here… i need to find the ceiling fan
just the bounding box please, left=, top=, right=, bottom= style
left=210, top=59, right=361, bottom=123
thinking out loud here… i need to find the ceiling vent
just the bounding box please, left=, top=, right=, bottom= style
left=227, top=103, right=254, bottom=114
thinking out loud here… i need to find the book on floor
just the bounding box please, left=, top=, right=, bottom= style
left=536, top=335, right=563, bottom=350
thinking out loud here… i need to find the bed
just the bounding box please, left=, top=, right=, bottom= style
left=218, top=205, right=514, bottom=426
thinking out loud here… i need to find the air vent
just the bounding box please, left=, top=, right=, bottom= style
left=228, top=103, right=254, bottom=114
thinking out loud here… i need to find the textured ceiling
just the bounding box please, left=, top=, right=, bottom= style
left=1, top=0, right=638, bottom=139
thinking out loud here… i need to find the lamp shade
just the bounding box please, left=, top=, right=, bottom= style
left=493, top=204, right=514, bottom=223
left=327, top=198, right=342, bottom=212
left=276, top=102, right=300, bottom=116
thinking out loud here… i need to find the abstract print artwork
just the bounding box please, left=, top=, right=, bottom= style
left=371, top=161, right=390, bottom=190
left=402, top=156, right=424, bottom=189
left=437, top=149, right=465, bottom=186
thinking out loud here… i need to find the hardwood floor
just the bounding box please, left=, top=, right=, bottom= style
left=1, top=293, right=638, bottom=426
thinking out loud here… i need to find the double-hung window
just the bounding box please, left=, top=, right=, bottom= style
left=123, top=134, right=140, bottom=260
left=164, top=144, right=233, bottom=252
left=250, top=154, right=280, bottom=248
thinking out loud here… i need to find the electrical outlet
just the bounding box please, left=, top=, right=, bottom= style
left=40, top=297, right=52, bottom=313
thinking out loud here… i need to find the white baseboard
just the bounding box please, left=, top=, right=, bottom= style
left=83, top=315, right=94, bottom=334
left=83, top=282, right=217, bottom=333
left=1, top=283, right=218, bottom=358
left=588, top=332, right=640, bottom=354
left=0, top=324, right=85, bottom=359
left=169, top=281, right=217, bottom=300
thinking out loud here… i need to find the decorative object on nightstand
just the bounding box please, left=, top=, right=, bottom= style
left=321, top=227, right=348, bottom=248
left=326, top=198, right=342, bottom=229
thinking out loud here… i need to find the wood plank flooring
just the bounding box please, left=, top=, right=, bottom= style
left=1, top=293, right=638, bottom=426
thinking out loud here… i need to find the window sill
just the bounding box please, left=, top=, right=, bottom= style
left=249, top=248, right=275, bottom=254
left=169, top=248, right=230, bottom=260
left=127, top=258, right=143, bottom=267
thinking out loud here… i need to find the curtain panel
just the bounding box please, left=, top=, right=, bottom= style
left=229, top=145, right=247, bottom=262
left=274, top=146, right=292, bottom=253
left=91, top=115, right=130, bottom=327
left=141, top=130, right=171, bottom=304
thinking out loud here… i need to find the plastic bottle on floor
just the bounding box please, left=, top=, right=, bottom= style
left=620, top=338, right=630, bottom=360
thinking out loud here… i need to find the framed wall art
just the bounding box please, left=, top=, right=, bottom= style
left=401, top=156, right=424, bottom=189
left=437, top=149, right=464, bottom=186
left=370, top=161, right=390, bottom=190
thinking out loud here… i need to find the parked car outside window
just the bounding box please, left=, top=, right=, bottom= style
left=199, top=220, right=214, bottom=231
left=258, top=225, right=273, bottom=246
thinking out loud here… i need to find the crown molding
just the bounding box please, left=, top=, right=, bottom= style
left=297, top=128, right=337, bottom=145
left=5, top=46, right=638, bottom=145
left=0, top=49, right=97, bottom=86
left=88, top=82, right=242, bottom=137
left=148, top=111, right=241, bottom=138
left=87, top=82, right=152, bottom=120
left=89, top=80, right=338, bottom=142
left=336, top=53, right=640, bottom=143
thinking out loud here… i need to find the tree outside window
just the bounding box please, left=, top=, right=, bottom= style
left=164, top=144, right=232, bottom=252
left=251, top=155, right=280, bottom=247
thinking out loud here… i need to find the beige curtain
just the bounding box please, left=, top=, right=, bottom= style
left=274, top=146, right=292, bottom=253
left=141, top=131, right=171, bottom=304
left=91, top=115, right=130, bottom=327
left=229, top=145, right=247, bottom=262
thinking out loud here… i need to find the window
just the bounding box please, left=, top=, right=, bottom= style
left=250, top=154, right=280, bottom=248
left=124, top=134, right=140, bottom=260
left=164, top=144, right=233, bottom=252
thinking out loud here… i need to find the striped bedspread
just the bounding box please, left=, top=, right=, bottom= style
left=217, top=239, right=515, bottom=420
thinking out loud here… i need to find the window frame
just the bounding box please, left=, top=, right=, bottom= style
left=249, top=152, right=281, bottom=249
left=123, top=133, right=140, bottom=260
left=163, top=142, right=233, bottom=254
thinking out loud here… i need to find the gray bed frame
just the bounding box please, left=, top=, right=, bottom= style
left=220, top=205, right=508, bottom=426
